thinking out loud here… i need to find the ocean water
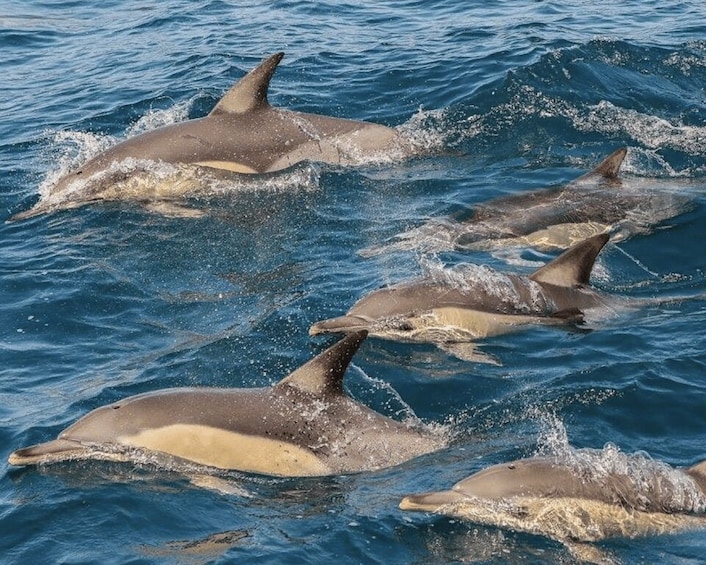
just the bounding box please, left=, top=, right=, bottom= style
left=2, top=1, right=706, bottom=563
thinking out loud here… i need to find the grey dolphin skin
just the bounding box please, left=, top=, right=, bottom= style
left=8, top=332, right=443, bottom=476
left=11, top=52, right=409, bottom=221
left=311, top=234, right=609, bottom=363
left=400, top=455, right=706, bottom=559
left=361, top=147, right=691, bottom=254
left=463, top=147, right=629, bottom=249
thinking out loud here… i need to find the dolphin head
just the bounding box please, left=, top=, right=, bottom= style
left=309, top=314, right=375, bottom=336
left=400, top=458, right=587, bottom=513
left=9, top=154, right=159, bottom=221
left=9, top=165, right=105, bottom=221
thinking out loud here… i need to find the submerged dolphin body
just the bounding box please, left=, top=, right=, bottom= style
left=311, top=234, right=610, bottom=363
left=400, top=453, right=706, bottom=561
left=8, top=332, right=443, bottom=476
left=12, top=53, right=410, bottom=221
left=362, top=147, right=691, bottom=255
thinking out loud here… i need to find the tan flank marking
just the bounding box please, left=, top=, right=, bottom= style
left=120, top=424, right=331, bottom=476
left=195, top=160, right=258, bottom=174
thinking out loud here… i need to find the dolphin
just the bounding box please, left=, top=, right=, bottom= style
left=311, top=234, right=610, bottom=363
left=8, top=332, right=443, bottom=477
left=361, top=147, right=692, bottom=255
left=400, top=453, right=706, bottom=561
left=11, top=52, right=411, bottom=221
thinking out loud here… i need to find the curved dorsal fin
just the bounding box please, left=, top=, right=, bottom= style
left=275, top=331, right=368, bottom=397
left=530, top=234, right=609, bottom=287
left=685, top=461, right=706, bottom=493
left=580, top=147, right=627, bottom=180
left=209, top=52, right=284, bottom=116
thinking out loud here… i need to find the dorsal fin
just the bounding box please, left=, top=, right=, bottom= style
left=530, top=234, right=609, bottom=287
left=209, top=52, right=284, bottom=116
left=580, top=147, right=627, bottom=180
left=685, top=460, right=706, bottom=493
left=275, top=331, right=368, bottom=396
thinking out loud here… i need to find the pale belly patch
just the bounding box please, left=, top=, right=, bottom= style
left=412, top=307, right=555, bottom=340
left=195, top=160, right=258, bottom=174
left=488, top=222, right=611, bottom=252
left=119, top=424, right=331, bottom=476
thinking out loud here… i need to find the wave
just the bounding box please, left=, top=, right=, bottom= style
left=434, top=39, right=706, bottom=172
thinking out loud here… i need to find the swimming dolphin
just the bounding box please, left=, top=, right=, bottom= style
left=361, top=147, right=691, bottom=255
left=8, top=332, right=443, bottom=476
left=311, top=234, right=609, bottom=363
left=11, top=52, right=411, bottom=221
left=400, top=453, right=706, bottom=561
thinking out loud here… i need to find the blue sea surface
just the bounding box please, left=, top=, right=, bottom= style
left=2, top=1, right=706, bottom=563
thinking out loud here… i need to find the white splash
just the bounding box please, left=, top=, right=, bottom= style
left=575, top=100, right=706, bottom=158
left=396, top=107, right=454, bottom=153
left=125, top=98, right=193, bottom=136
left=38, top=130, right=117, bottom=198
left=533, top=412, right=706, bottom=514
left=419, top=255, right=549, bottom=313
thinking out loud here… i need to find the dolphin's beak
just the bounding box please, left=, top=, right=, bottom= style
left=399, top=489, right=465, bottom=512
left=8, top=439, right=89, bottom=466
left=7, top=203, right=49, bottom=223
left=309, top=315, right=371, bottom=336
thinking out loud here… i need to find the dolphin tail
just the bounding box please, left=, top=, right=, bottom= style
left=309, top=315, right=372, bottom=336
left=399, top=489, right=465, bottom=512
left=529, top=233, right=609, bottom=287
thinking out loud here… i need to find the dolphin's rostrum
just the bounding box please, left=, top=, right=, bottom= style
left=8, top=331, right=443, bottom=476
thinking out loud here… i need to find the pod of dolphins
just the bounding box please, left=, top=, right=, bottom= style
left=9, top=53, right=705, bottom=560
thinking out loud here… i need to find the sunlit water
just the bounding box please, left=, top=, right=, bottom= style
left=2, top=1, right=706, bottom=563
